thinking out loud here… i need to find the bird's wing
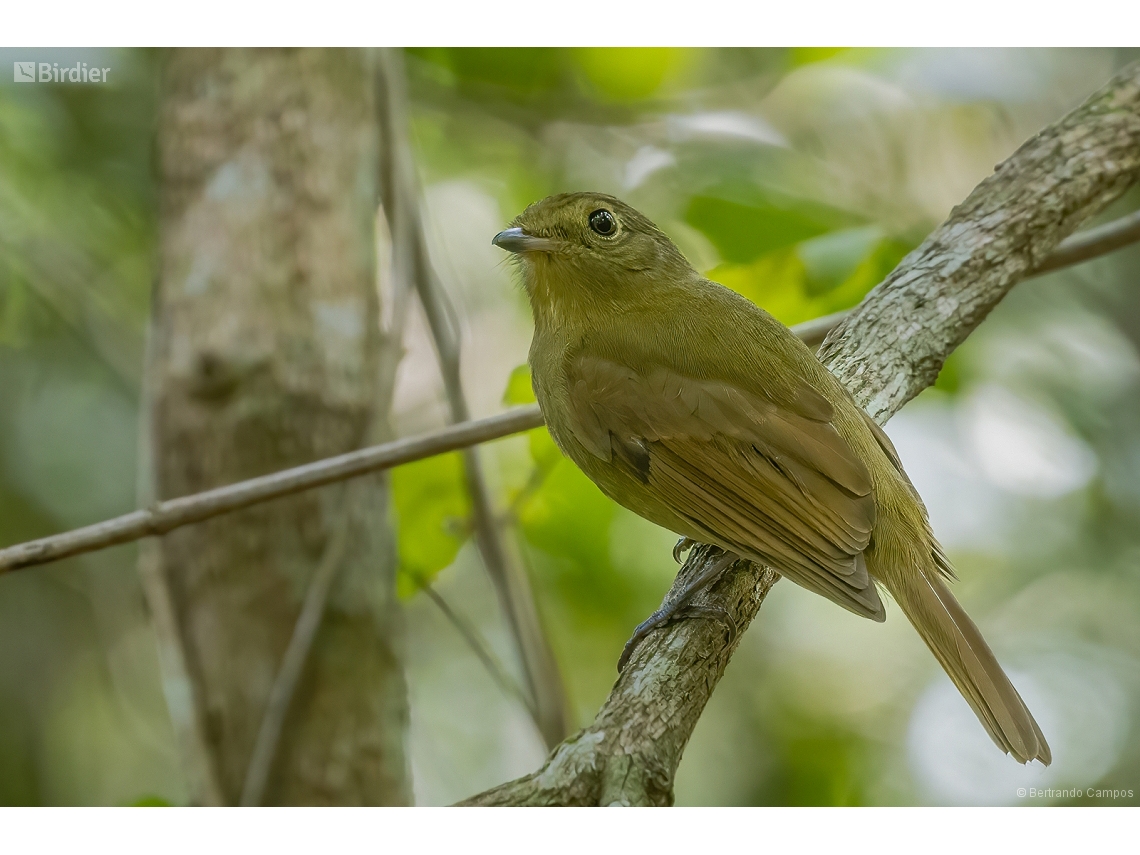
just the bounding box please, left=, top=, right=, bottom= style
left=567, top=354, right=884, bottom=619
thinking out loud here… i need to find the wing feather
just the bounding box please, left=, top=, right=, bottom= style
left=567, top=354, right=884, bottom=620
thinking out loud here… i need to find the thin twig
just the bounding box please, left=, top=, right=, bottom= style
left=239, top=485, right=354, bottom=806
left=795, top=206, right=1140, bottom=348
left=421, top=585, right=535, bottom=714
left=377, top=46, right=541, bottom=720
left=1032, top=207, right=1140, bottom=273
left=794, top=309, right=853, bottom=349
left=0, top=405, right=544, bottom=574
left=378, top=47, right=572, bottom=749
left=135, top=292, right=224, bottom=807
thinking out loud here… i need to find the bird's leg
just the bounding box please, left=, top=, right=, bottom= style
left=618, top=549, right=739, bottom=672
left=672, top=537, right=696, bottom=564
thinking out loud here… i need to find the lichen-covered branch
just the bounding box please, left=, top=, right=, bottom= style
left=819, top=61, right=1140, bottom=421
left=464, top=547, right=778, bottom=806
left=461, top=60, right=1140, bottom=808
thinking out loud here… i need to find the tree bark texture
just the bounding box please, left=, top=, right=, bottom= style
left=467, top=546, right=778, bottom=806
left=374, top=48, right=572, bottom=748
left=820, top=64, right=1140, bottom=420
left=463, top=60, right=1140, bottom=807
left=151, top=48, right=410, bottom=805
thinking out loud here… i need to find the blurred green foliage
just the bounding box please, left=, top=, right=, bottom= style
left=709, top=232, right=913, bottom=327
left=408, top=47, right=701, bottom=107
left=391, top=452, right=472, bottom=599
left=686, top=193, right=855, bottom=263
left=126, top=795, right=173, bottom=807
left=501, top=363, right=535, bottom=407
left=574, top=48, right=697, bottom=102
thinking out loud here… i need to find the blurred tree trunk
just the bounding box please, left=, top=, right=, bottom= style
left=148, top=48, right=410, bottom=805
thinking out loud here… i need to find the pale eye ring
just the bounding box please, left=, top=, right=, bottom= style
left=588, top=209, right=616, bottom=236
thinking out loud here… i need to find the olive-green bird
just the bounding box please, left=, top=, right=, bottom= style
left=493, top=192, right=1050, bottom=765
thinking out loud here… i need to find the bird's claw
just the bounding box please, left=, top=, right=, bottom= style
left=617, top=611, right=667, bottom=672
left=617, top=603, right=739, bottom=673
left=672, top=537, right=696, bottom=564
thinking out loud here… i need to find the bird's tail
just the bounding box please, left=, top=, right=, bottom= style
left=889, top=570, right=1051, bottom=765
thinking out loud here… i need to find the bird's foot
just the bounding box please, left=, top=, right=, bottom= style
left=672, top=537, right=697, bottom=564
left=618, top=610, right=671, bottom=673
left=618, top=548, right=738, bottom=672
left=617, top=603, right=739, bottom=673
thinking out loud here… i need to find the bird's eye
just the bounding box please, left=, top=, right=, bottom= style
left=588, top=209, right=616, bottom=236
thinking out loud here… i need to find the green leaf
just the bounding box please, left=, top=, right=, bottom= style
left=526, top=426, right=563, bottom=475
left=709, top=248, right=812, bottom=325
left=502, top=363, right=536, bottom=406
left=797, top=227, right=883, bottom=297
left=390, top=452, right=472, bottom=599
left=685, top=190, right=868, bottom=264
left=789, top=47, right=850, bottom=67
left=573, top=48, right=694, bottom=102
left=502, top=363, right=562, bottom=473
left=707, top=233, right=915, bottom=328
left=934, top=348, right=965, bottom=394
left=517, top=458, right=618, bottom=590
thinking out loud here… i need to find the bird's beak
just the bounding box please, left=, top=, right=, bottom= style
left=492, top=227, right=558, bottom=254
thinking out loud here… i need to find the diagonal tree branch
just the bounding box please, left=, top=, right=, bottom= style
left=461, top=59, right=1140, bottom=807
left=820, top=63, right=1140, bottom=420
left=238, top=482, right=353, bottom=806
left=420, top=583, right=535, bottom=713
left=795, top=207, right=1140, bottom=348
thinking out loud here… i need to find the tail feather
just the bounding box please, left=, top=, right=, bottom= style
left=858, top=409, right=1048, bottom=763
left=892, top=571, right=1051, bottom=765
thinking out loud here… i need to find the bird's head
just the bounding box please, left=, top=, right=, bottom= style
left=493, top=193, right=696, bottom=313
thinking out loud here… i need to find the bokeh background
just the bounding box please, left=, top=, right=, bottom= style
left=2, top=47, right=1140, bottom=806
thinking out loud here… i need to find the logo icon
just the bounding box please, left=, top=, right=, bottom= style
left=13, top=62, right=36, bottom=83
